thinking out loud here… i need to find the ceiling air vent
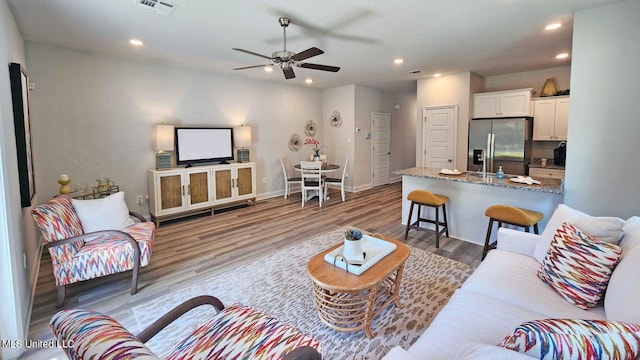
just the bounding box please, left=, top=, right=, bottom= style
left=136, top=0, right=177, bottom=15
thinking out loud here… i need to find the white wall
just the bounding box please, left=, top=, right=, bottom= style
left=416, top=72, right=474, bottom=170
left=484, top=66, right=571, bottom=95
left=390, top=90, right=417, bottom=182
left=0, top=0, right=31, bottom=358
left=322, top=85, right=355, bottom=190
left=564, top=0, right=640, bottom=217
left=26, top=43, right=323, bottom=207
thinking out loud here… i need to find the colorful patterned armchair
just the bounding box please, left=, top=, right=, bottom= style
left=31, top=195, right=155, bottom=307
left=50, top=295, right=322, bottom=359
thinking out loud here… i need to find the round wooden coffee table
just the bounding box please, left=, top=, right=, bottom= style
left=306, top=234, right=410, bottom=338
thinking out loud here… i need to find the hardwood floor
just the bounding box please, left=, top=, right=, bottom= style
left=23, top=182, right=482, bottom=358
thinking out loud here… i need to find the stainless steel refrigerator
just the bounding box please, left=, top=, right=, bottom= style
left=467, top=117, right=532, bottom=176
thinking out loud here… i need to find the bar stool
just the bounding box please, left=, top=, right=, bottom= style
left=404, top=190, right=449, bottom=248
left=483, top=204, right=543, bottom=259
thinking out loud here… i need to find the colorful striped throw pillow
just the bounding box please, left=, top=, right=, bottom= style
left=499, top=319, right=640, bottom=360
left=538, top=222, right=622, bottom=309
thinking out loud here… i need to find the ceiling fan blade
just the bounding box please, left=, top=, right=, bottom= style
left=283, top=67, right=295, bottom=79
left=291, top=47, right=324, bottom=62
left=232, top=48, right=273, bottom=60
left=233, top=64, right=273, bottom=70
left=298, top=63, right=340, bottom=72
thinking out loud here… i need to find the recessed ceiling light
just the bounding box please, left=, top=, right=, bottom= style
left=264, top=66, right=273, bottom=72
left=545, top=23, right=562, bottom=30
left=433, top=73, right=442, bottom=78
left=129, top=39, right=144, bottom=46
left=393, top=58, right=404, bottom=65
left=305, top=78, right=313, bottom=84
left=556, top=53, right=569, bottom=59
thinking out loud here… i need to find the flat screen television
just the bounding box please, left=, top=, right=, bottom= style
left=175, top=127, right=234, bottom=166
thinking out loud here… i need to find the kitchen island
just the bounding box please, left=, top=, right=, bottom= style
left=394, top=167, right=564, bottom=246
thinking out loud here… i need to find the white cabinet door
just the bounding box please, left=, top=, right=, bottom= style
left=185, top=168, right=213, bottom=208
left=554, top=98, right=570, bottom=141
left=152, top=170, right=187, bottom=216
left=473, top=89, right=533, bottom=118
left=473, top=94, right=500, bottom=118
left=532, top=99, right=556, bottom=140
left=500, top=91, right=531, bottom=117
left=532, top=97, right=570, bottom=141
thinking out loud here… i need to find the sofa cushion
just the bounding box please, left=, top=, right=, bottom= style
left=461, top=249, right=605, bottom=319
left=619, top=216, right=640, bottom=252
left=605, top=218, right=640, bottom=323
left=407, top=288, right=548, bottom=360
left=499, top=319, right=640, bottom=360
left=572, top=216, right=625, bottom=244
left=71, top=192, right=135, bottom=233
left=533, top=204, right=589, bottom=263
left=538, top=222, right=622, bottom=310
left=456, top=343, right=533, bottom=359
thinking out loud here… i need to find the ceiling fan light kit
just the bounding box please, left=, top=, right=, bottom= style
left=233, top=17, right=340, bottom=80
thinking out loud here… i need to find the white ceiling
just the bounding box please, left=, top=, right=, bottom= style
left=7, top=0, right=623, bottom=92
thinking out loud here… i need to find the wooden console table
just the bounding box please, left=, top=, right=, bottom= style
left=306, top=234, right=410, bottom=338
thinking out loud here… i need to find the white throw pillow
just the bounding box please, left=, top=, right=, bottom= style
left=572, top=216, right=625, bottom=244
left=533, top=204, right=589, bottom=263
left=71, top=192, right=135, bottom=233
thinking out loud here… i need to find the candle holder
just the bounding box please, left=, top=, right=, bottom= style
left=58, top=179, right=71, bottom=195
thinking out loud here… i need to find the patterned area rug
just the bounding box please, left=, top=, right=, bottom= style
left=133, top=228, right=473, bottom=359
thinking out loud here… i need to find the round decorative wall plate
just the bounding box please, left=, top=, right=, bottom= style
left=304, top=120, right=317, bottom=136
left=288, top=133, right=302, bottom=151
left=330, top=111, right=342, bottom=127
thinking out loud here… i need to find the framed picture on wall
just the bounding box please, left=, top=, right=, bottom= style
left=9, top=62, right=36, bottom=207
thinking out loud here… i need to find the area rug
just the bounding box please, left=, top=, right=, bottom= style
left=132, top=228, right=473, bottom=359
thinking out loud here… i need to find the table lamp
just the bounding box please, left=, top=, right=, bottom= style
left=234, top=125, right=251, bottom=163
left=155, top=124, right=174, bottom=170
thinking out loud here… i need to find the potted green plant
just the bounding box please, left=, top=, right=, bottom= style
left=343, top=228, right=365, bottom=264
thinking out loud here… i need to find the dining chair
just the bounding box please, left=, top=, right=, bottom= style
left=325, top=158, right=349, bottom=202
left=280, top=157, right=301, bottom=199
left=300, top=161, right=326, bottom=207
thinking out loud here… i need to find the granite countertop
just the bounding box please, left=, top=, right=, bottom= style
left=528, top=159, right=565, bottom=170
left=393, top=167, right=563, bottom=194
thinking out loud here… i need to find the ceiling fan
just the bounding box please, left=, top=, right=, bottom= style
left=232, top=17, right=340, bottom=80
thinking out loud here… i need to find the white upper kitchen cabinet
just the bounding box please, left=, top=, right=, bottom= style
left=532, top=97, right=570, bottom=141
left=472, top=88, right=534, bottom=118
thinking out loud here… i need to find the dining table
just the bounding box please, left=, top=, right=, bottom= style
left=294, top=163, right=340, bottom=201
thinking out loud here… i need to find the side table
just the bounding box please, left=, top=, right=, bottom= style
left=306, top=234, right=410, bottom=338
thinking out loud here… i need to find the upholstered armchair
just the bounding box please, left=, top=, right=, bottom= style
left=31, top=193, right=155, bottom=307
left=50, top=295, right=322, bottom=359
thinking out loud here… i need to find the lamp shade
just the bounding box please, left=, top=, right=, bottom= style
left=234, top=126, right=252, bottom=148
left=155, top=124, right=174, bottom=151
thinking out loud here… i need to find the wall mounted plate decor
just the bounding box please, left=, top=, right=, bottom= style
left=9, top=62, right=36, bottom=207
left=330, top=111, right=342, bottom=127
left=288, top=133, right=302, bottom=151
left=304, top=120, right=317, bottom=136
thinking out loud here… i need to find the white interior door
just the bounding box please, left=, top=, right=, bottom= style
left=422, top=106, right=457, bottom=169
left=372, top=112, right=391, bottom=187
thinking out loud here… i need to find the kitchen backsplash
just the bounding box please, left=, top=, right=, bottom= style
left=532, top=140, right=563, bottom=161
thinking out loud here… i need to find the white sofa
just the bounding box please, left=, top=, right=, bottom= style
left=383, top=205, right=640, bottom=359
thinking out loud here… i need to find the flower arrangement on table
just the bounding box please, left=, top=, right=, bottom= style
left=345, top=228, right=363, bottom=241
left=343, top=228, right=365, bottom=264
left=304, top=137, right=322, bottom=159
